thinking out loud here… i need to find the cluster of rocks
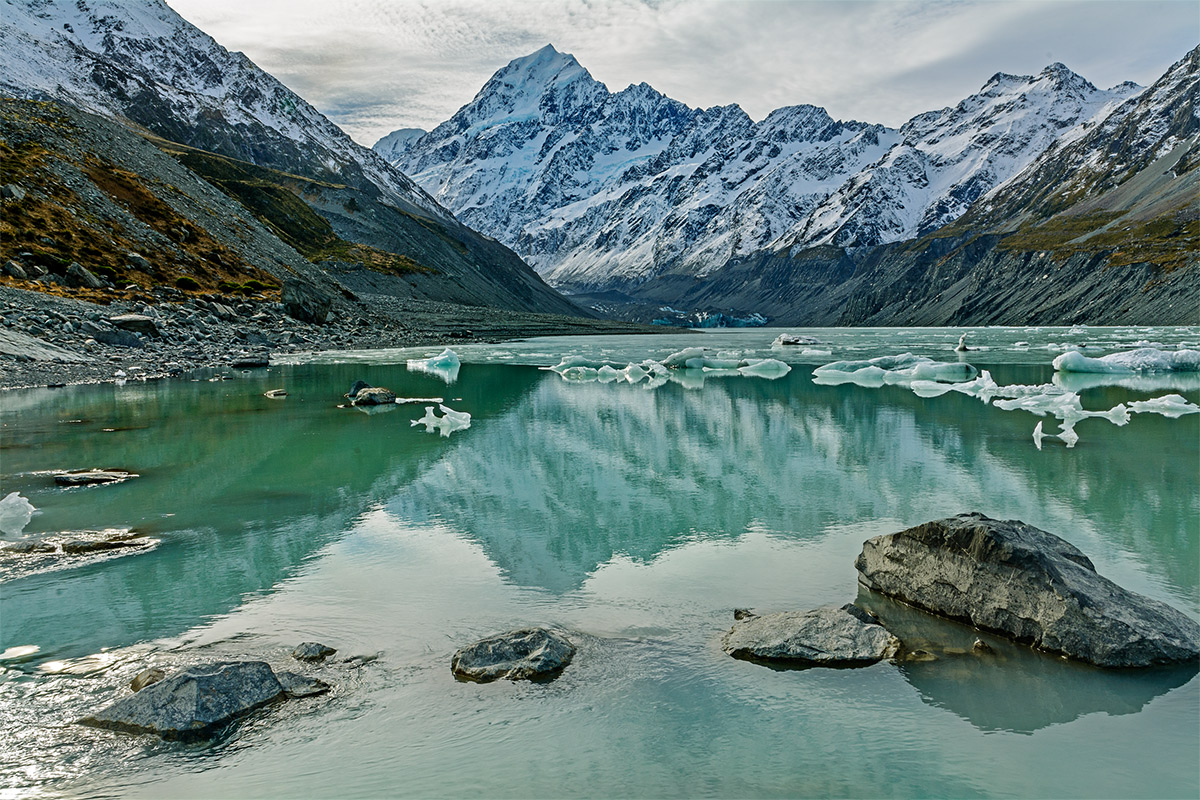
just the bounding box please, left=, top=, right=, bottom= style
left=80, top=644, right=336, bottom=741
left=73, top=514, right=1200, bottom=747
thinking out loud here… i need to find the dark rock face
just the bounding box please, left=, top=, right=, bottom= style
left=855, top=513, right=1200, bottom=667
left=282, top=279, right=332, bottom=324
left=2, top=540, right=56, bottom=554
left=721, top=604, right=901, bottom=667
left=54, top=470, right=138, bottom=486
left=292, top=642, right=336, bottom=662
left=61, top=535, right=150, bottom=554
left=79, top=661, right=286, bottom=740
left=451, top=627, right=575, bottom=683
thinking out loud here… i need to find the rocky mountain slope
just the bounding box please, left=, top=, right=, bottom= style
left=653, top=47, right=1199, bottom=326
left=0, top=0, right=582, bottom=317
left=383, top=45, right=1142, bottom=296
left=386, top=45, right=897, bottom=292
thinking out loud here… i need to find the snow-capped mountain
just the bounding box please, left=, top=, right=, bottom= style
left=0, top=0, right=444, bottom=220
left=384, top=45, right=897, bottom=291
left=383, top=46, right=1144, bottom=293
left=771, top=64, right=1142, bottom=253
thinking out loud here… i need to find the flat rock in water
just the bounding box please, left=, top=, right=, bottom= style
left=292, top=642, right=336, bottom=662
left=55, top=470, right=138, bottom=486
left=451, top=627, right=575, bottom=683
left=79, top=661, right=286, bottom=740
left=721, top=604, right=901, bottom=667
left=348, top=385, right=397, bottom=406
left=855, top=513, right=1200, bottom=668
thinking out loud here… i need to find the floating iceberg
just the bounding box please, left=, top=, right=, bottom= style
left=0, top=492, right=35, bottom=537
left=407, top=348, right=461, bottom=383
left=410, top=404, right=472, bottom=437
left=738, top=359, right=791, bottom=379
left=1127, top=394, right=1200, bottom=418
left=1053, top=348, right=1200, bottom=374
left=813, top=354, right=977, bottom=388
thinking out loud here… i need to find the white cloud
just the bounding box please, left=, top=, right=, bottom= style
left=167, top=0, right=1197, bottom=146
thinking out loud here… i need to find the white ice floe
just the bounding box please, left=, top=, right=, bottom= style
left=1127, top=394, right=1200, bottom=418
left=0, top=492, right=36, bottom=536
left=406, top=348, right=462, bottom=383
left=772, top=334, right=820, bottom=347
left=737, top=359, right=791, bottom=379
left=1053, top=348, right=1200, bottom=374
left=813, top=354, right=977, bottom=388
left=410, top=404, right=472, bottom=437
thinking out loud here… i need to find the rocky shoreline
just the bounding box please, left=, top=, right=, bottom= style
left=0, top=286, right=662, bottom=391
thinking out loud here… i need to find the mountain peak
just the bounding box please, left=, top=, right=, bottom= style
left=495, top=44, right=592, bottom=90
left=1037, top=62, right=1097, bottom=93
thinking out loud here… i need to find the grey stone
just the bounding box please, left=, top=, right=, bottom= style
left=230, top=353, right=270, bottom=369
left=292, top=642, right=336, bottom=662
left=1, top=184, right=27, bottom=201
left=855, top=513, right=1200, bottom=668
left=282, top=279, right=332, bottom=324
left=451, top=627, right=575, bottom=683
left=3, top=261, right=28, bottom=279
left=78, top=320, right=142, bottom=348
left=54, top=470, right=139, bottom=487
left=350, top=387, right=396, bottom=406
left=130, top=667, right=167, bottom=692
left=79, top=661, right=286, bottom=740
left=1, top=540, right=56, bottom=554
left=126, top=252, right=152, bottom=272
left=65, top=263, right=105, bottom=289
left=276, top=671, right=331, bottom=698
left=108, top=314, right=161, bottom=337
left=721, top=604, right=901, bottom=667
left=61, top=536, right=150, bottom=554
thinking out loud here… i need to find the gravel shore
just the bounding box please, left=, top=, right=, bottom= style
left=0, top=286, right=664, bottom=391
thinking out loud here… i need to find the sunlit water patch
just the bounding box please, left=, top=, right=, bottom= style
left=1, top=328, right=1197, bottom=798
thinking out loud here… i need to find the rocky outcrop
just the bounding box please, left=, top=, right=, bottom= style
left=108, top=314, right=161, bottom=338
left=345, top=381, right=397, bottom=406
left=721, top=604, right=901, bottom=667
left=292, top=642, right=336, bottom=662
left=451, top=627, right=575, bottom=683
left=79, top=661, right=288, bottom=740
left=282, top=279, right=333, bottom=325
left=855, top=513, right=1200, bottom=667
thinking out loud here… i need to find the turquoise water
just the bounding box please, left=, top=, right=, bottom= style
left=1, top=327, right=1197, bottom=798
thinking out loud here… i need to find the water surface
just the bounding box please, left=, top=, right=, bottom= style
left=1, top=327, right=1197, bottom=798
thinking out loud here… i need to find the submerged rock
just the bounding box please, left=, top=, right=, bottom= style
left=80, top=661, right=286, bottom=740
left=292, top=642, right=336, bottom=662
left=451, top=627, right=575, bottom=683
left=60, top=534, right=151, bottom=554
left=722, top=604, right=901, bottom=667
left=855, top=513, right=1200, bottom=667
left=276, top=671, right=331, bottom=698
left=54, top=470, right=138, bottom=487
left=130, top=667, right=166, bottom=692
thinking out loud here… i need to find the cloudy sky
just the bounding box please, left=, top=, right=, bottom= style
left=167, top=0, right=1196, bottom=147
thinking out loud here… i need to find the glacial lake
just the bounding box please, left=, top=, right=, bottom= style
left=1, top=326, right=1197, bottom=799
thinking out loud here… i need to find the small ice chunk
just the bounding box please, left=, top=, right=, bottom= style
left=597, top=365, right=622, bottom=383
left=621, top=364, right=649, bottom=383
left=1032, top=421, right=1045, bottom=450
left=738, top=359, right=791, bottom=379
left=559, top=366, right=599, bottom=382
left=1128, top=394, right=1200, bottom=418
left=0, top=492, right=36, bottom=536
left=773, top=334, right=819, bottom=346
left=800, top=348, right=832, bottom=357
left=662, top=347, right=710, bottom=368
left=1057, top=421, right=1079, bottom=448
left=407, top=348, right=461, bottom=383
left=410, top=404, right=472, bottom=437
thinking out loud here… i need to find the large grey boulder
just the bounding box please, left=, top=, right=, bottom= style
left=722, top=604, right=901, bottom=667
left=55, top=470, right=138, bottom=486
left=855, top=513, right=1200, bottom=668
left=345, top=380, right=396, bottom=406
left=282, top=279, right=332, bottom=324
left=65, top=262, right=105, bottom=289
left=451, top=627, right=575, bottom=683
left=79, top=661, right=286, bottom=740
left=108, top=314, right=160, bottom=337
left=292, top=642, right=336, bottom=662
